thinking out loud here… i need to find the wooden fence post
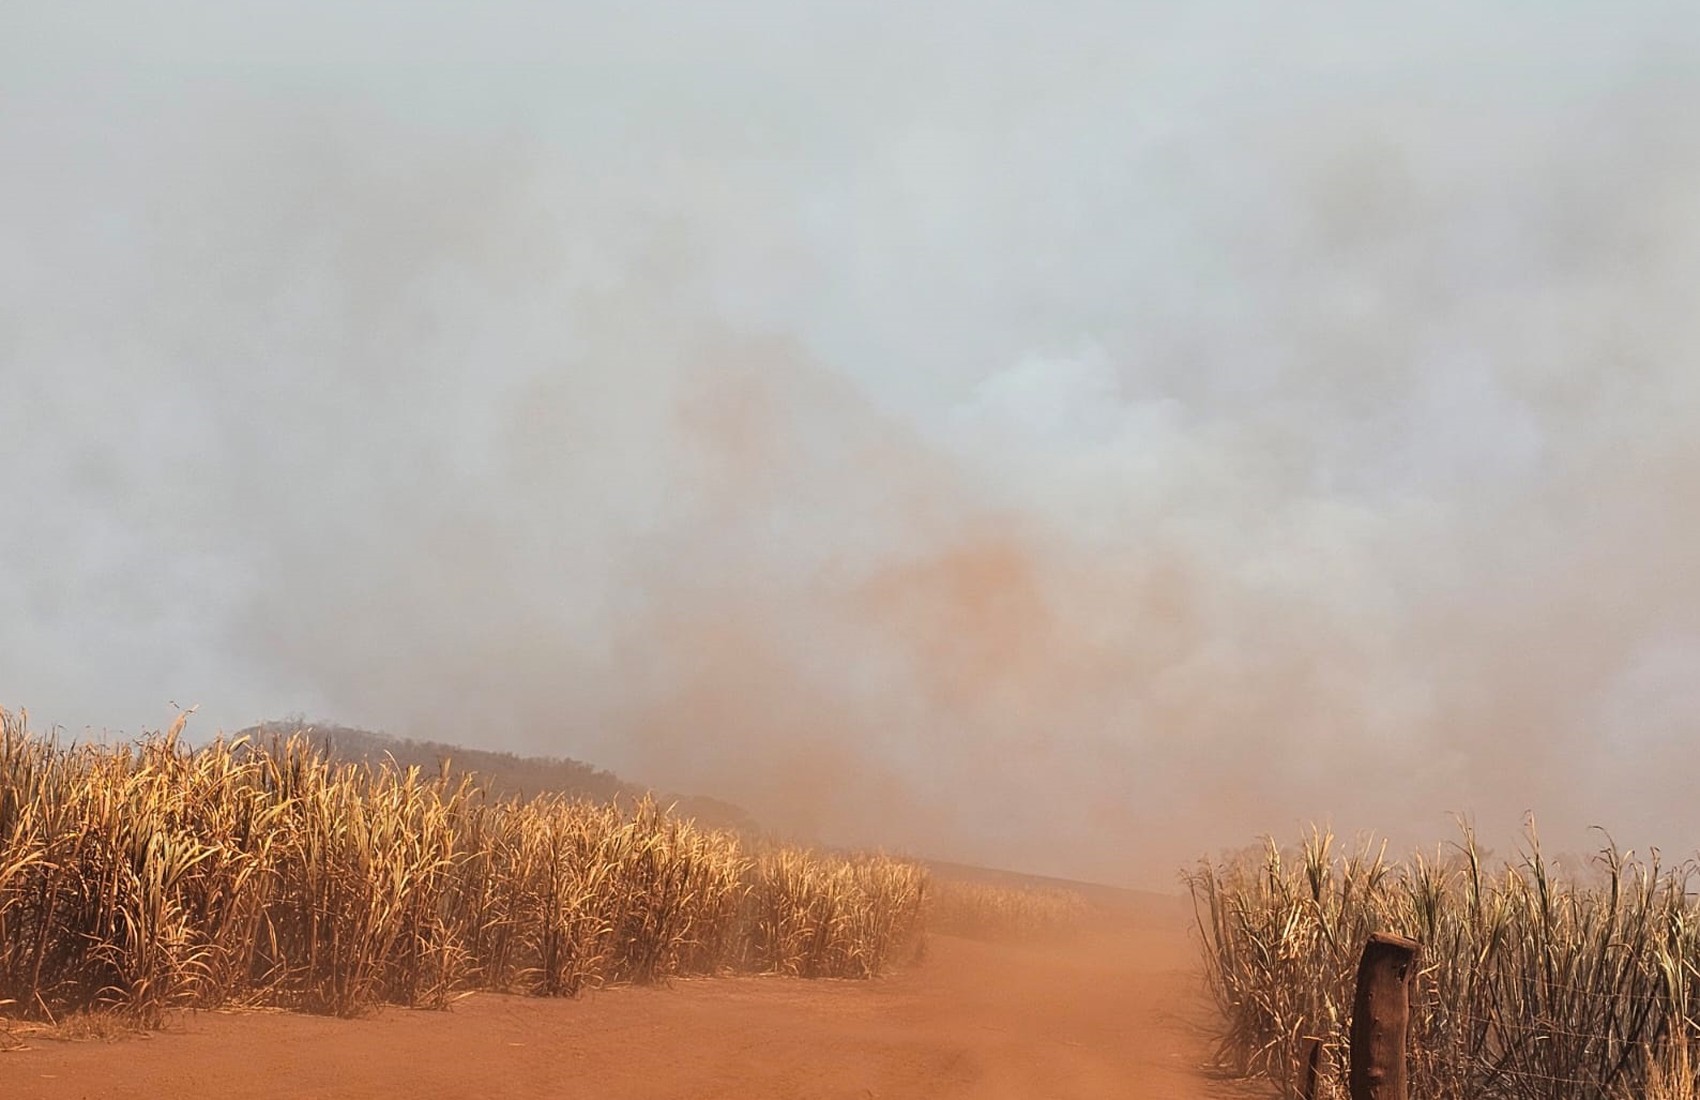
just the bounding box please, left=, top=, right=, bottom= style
left=1300, top=1037, right=1322, bottom=1100
left=1348, top=932, right=1420, bottom=1100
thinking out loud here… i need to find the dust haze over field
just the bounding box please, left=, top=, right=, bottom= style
left=3, top=2, right=1699, bottom=887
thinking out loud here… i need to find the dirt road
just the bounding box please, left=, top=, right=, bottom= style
left=3, top=894, right=1266, bottom=1099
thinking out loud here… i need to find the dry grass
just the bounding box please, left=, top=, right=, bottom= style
left=0, top=708, right=926, bottom=1025
left=1187, top=823, right=1700, bottom=1100
left=926, top=878, right=1091, bottom=941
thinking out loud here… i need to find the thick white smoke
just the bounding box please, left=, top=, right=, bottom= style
left=4, top=2, right=1699, bottom=884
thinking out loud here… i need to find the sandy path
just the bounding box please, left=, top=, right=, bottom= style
left=2, top=896, right=1268, bottom=1100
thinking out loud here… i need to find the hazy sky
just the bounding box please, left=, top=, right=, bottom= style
left=4, top=2, right=1699, bottom=885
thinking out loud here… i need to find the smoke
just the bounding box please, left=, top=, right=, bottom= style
left=4, top=1, right=1700, bottom=885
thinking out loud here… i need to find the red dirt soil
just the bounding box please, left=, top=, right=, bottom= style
left=3, top=893, right=1270, bottom=1100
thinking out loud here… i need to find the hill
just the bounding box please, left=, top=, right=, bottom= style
left=240, top=719, right=761, bottom=835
